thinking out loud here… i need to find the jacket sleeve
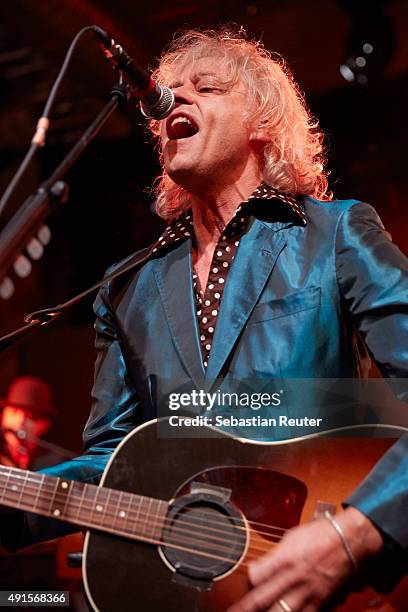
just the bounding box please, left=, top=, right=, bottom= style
left=335, top=202, right=408, bottom=551
left=1, top=275, right=141, bottom=551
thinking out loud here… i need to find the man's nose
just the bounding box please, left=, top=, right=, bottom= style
left=173, top=85, right=194, bottom=108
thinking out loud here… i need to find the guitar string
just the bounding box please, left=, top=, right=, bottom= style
left=0, top=468, right=288, bottom=535
left=0, top=484, right=281, bottom=561
left=0, top=472, right=287, bottom=558
left=0, top=471, right=288, bottom=553
left=0, top=476, right=279, bottom=566
left=0, top=472, right=288, bottom=554
left=0, top=467, right=288, bottom=533
left=0, top=469, right=289, bottom=536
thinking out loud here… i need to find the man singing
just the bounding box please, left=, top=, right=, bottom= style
left=2, top=27, right=408, bottom=611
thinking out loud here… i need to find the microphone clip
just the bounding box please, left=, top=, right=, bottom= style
left=109, top=81, right=134, bottom=105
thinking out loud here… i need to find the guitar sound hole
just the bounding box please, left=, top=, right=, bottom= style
left=161, top=498, right=246, bottom=583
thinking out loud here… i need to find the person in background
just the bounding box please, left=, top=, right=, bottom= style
left=0, top=377, right=87, bottom=610
left=0, top=376, right=55, bottom=469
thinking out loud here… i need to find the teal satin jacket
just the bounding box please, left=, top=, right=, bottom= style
left=5, top=195, right=408, bottom=556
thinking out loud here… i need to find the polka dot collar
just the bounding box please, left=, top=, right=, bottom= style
left=150, top=182, right=306, bottom=257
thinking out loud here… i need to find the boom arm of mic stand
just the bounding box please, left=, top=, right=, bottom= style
left=0, top=312, right=61, bottom=353
left=0, top=233, right=155, bottom=354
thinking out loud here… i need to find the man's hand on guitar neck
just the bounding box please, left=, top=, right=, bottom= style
left=229, top=507, right=384, bottom=612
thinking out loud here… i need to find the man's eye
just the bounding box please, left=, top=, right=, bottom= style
left=198, top=86, right=222, bottom=93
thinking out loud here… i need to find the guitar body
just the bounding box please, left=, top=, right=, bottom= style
left=83, top=420, right=407, bottom=611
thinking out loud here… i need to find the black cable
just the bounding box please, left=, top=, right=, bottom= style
left=0, top=143, right=38, bottom=220
left=0, top=25, right=98, bottom=220
left=41, top=25, right=97, bottom=120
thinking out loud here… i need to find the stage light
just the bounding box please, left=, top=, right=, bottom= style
left=362, top=43, right=374, bottom=54
left=338, top=1, right=396, bottom=85
left=355, top=56, right=366, bottom=68
left=339, top=64, right=355, bottom=82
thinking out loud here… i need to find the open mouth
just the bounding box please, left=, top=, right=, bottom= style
left=166, top=113, right=199, bottom=140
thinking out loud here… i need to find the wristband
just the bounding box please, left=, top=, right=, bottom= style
left=324, top=511, right=358, bottom=572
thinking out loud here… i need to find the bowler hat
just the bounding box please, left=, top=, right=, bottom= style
left=0, top=376, right=56, bottom=417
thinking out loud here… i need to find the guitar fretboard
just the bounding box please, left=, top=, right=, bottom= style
left=0, top=465, right=168, bottom=543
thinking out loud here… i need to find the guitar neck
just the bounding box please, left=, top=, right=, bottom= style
left=0, top=465, right=168, bottom=543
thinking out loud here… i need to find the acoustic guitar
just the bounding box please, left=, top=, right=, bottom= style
left=0, top=418, right=406, bottom=611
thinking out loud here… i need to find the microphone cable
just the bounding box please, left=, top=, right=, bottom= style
left=0, top=25, right=98, bottom=221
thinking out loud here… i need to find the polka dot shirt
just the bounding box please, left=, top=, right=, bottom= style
left=150, top=183, right=306, bottom=367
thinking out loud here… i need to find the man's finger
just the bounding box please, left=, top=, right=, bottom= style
left=266, top=584, right=314, bottom=612
left=248, top=548, right=291, bottom=586
left=268, top=601, right=317, bottom=612
left=228, top=570, right=298, bottom=612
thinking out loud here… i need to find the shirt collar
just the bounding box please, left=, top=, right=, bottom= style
left=248, top=183, right=307, bottom=226
left=151, top=183, right=306, bottom=256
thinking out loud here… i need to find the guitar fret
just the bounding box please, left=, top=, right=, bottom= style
left=33, top=474, right=45, bottom=511
left=87, top=485, right=99, bottom=526
left=75, top=481, right=86, bottom=522
left=156, top=500, right=166, bottom=540
left=8, top=471, right=38, bottom=510
left=149, top=499, right=166, bottom=540
left=61, top=479, right=74, bottom=518
left=47, top=477, right=72, bottom=519
left=123, top=491, right=134, bottom=534
left=75, top=483, right=94, bottom=525
left=17, top=472, right=28, bottom=508
left=134, top=496, right=157, bottom=540
left=145, top=497, right=154, bottom=539
left=0, top=466, right=169, bottom=545
left=102, top=487, right=112, bottom=526
left=109, top=488, right=124, bottom=528
left=0, top=469, right=12, bottom=505
left=8, top=472, right=22, bottom=503
left=48, top=477, right=61, bottom=517
left=92, top=486, right=111, bottom=526
left=62, top=480, right=83, bottom=521
left=133, top=495, right=143, bottom=535
left=0, top=470, right=61, bottom=515
left=26, top=475, right=53, bottom=513
left=112, top=490, right=124, bottom=529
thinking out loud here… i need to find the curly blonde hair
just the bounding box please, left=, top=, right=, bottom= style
left=148, top=26, right=330, bottom=220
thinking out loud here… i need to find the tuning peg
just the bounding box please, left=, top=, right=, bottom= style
left=13, top=254, right=32, bottom=278
left=37, top=225, right=51, bottom=246
left=0, top=276, right=15, bottom=300
left=26, top=237, right=44, bottom=261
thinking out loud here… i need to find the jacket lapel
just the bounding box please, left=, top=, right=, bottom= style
left=205, top=220, right=287, bottom=380
left=153, top=240, right=205, bottom=387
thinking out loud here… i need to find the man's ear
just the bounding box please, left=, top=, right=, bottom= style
left=249, top=119, right=269, bottom=145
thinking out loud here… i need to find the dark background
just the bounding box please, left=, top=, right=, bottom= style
left=0, top=0, right=407, bottom=455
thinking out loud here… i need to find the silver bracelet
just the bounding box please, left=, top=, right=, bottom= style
left=324, top=511, right=358, bottom=572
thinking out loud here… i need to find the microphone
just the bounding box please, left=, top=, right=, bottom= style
left=92, top=26, right=175, bottom=120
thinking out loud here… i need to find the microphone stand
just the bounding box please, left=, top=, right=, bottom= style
left=0, top=81, right=132, bottom=285
left=0, top=81, right=136, bottom=353
left=0, top=240, right=155, bottom=353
